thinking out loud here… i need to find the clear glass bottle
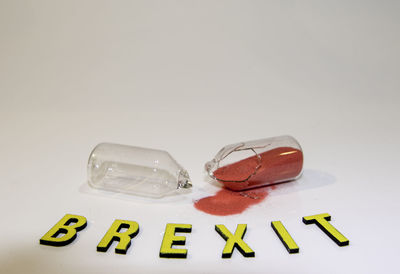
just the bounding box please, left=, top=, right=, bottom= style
left=205, top=136, right=303, bottom=191
left=87, top=143, right=192, bottom=198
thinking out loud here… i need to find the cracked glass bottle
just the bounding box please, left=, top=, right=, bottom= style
left=205, top=135, right=303, bottom=191
left=87, top=143, right=192, bottom=198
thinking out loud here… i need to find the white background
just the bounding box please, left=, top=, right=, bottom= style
left=1, top=1, right=399, bottom=273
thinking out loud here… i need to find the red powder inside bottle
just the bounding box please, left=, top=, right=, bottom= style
left=214, top=146, right=303, bottom=191
left=194, top=146, right=303, bottom=216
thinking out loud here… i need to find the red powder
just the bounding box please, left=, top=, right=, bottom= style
left=194, top=146, right=303, bottom=216
left=194, top=187, right=269, bottom=216
left=214, top=147, right=303, bottom=191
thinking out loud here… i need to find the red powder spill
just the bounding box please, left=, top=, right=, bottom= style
left=194, top=187, right=269, bottom=216
left=194, top=147, right=303, bottom=216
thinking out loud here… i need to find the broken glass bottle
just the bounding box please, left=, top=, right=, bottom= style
left=205, top=136, right=303, bottom=191
left=87, top=143, right=192, bottom=198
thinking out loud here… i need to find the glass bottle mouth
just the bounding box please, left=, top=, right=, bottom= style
left=177, top=170, right=192, bottom=189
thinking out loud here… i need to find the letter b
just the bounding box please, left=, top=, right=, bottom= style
left=40, top=214, right=87, bottom=246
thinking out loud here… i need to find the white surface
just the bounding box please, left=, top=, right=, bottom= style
left=1, top=1, right=399, bottom=273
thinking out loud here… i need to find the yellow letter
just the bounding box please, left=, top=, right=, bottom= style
left=215, top=224, right=255, bottom=258
left=40, top=214, right=87, bottom=246
left=97, top=220, right=139, bottom=254
left=159, top=223, right=192, bottom=258
left=271, top=221, right=299, bottom=254
left=303, top=213, right=349, bottom=246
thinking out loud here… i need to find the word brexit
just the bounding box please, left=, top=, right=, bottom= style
left=39, top=213, right=349, bottom=258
